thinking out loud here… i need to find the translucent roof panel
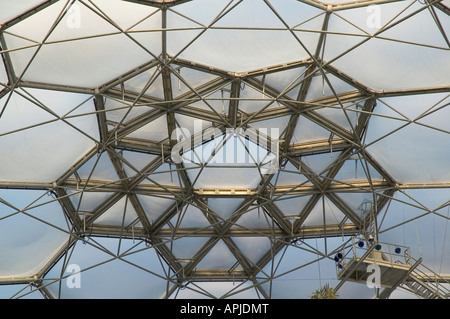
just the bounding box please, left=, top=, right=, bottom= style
left=0, top=189, right=69, bottom=279
left=171, top=0, right=324, bottom=72
left=0, top=0, right=449, bottom=300
left=43, top=237, right=170, bottom=298
left=0, top=89, right=98, bottom=182
left=0, top=1, right=46, bottom=24
left=324, top=1, right=450, bottom=91
left=3, top=0, right=161, bottom=88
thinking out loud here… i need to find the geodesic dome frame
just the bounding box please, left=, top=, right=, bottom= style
left=0, top=0, right=449, bottom=299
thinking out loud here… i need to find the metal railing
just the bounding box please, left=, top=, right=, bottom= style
left=405, top=262, right=450, bottom=299
left=335, top=236, right=412, bottom=275
left=334, top=236, right=450, bottom=299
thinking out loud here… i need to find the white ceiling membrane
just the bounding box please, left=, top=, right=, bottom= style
left=0, top=0, right=449, bottom=300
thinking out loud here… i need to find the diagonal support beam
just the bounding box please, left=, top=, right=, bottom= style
left=228, top=79, right=241, bottom=128
left=94, top=90, right=108, bottom=144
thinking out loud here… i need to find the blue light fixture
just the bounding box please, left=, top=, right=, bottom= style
left=334, top=252, right=344, bottom=262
